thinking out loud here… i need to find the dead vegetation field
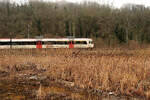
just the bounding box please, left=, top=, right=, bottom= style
left=0, top=48, right=150, bottom=99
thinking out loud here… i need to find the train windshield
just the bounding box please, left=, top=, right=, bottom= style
left=89, top=40, right=93, bottom=44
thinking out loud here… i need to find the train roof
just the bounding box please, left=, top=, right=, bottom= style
left=0, top=38, right=93, bottom=42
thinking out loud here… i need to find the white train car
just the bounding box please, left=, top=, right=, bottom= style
left=0, top=38, right=94, bottom=49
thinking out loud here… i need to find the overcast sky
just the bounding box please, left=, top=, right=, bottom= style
left=11, top=0, right=150, bottom=8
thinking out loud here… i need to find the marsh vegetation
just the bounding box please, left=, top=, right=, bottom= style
left=0, top=49, right=149, bottom=99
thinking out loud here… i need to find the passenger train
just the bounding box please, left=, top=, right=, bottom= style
left=0, top=38, right=94, bottom=49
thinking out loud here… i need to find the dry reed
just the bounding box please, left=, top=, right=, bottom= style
left=0, top=48, right=150, bottom=98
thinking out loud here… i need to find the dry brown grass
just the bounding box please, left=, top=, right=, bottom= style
left=0, top=48, right=150, bottom=98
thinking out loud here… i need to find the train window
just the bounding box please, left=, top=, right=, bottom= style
left=11, top=42, right=36, bottom=45
left=75, top=41, right=87, bottom=44
left=0, top=41, right=39, bottom=45
left=0, top=42, right=10, bottom=45
left=44, top=41, right=51, bottom=45
left=12, top=42, right=19, bottom=45
left=48, top=41, right=68, bottom=45
left=64, top=41, right=68, bottom=44
left=57, top=41, right=64, bottom=44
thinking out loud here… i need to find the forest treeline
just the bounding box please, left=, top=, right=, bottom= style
left=0, top=0, right=150, bottom=46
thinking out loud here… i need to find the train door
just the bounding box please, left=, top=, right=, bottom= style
left=69, top=41, right=74, bottom=48
left=36, top=41, right=42, bottom=49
